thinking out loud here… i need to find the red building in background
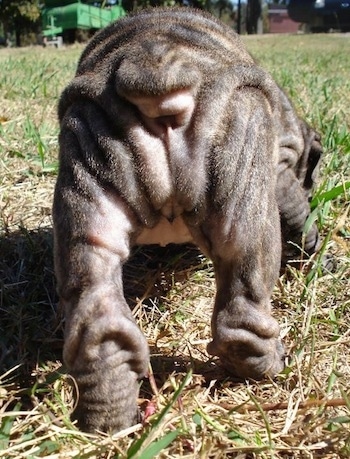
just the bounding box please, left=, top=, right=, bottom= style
left=268, top=4, right=300, bottom=33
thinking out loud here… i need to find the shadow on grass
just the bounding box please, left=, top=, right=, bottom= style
left=0, top=227, right=59, bottom=379
left=0, top=229, right=222, bottom=394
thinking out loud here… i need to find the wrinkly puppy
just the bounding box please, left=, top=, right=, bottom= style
left=54, top=8, right=322, bottom=433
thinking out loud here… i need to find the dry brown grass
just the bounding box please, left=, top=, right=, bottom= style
left=0, top=34, right=349, bottom=458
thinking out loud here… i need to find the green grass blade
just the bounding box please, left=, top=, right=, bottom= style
left=311, top=181, right=350, bottom=209
left=127, top=371, right=192, bottom=458
left=0, top=403, right=21, bottom=449
left=135, top=429, right=180, bottom=459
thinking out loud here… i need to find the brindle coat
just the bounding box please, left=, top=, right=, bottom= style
left=54, top=8, right=322, bottom=432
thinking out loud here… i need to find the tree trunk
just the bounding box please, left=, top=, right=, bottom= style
left=15, top=28, right=21, bottom=47
left=246, top=0, right=262, bottom=35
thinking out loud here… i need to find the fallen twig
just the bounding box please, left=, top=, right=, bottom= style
left=220, top=397, right=348, bottom=413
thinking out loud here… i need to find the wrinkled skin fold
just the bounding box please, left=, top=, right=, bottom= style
left=53, top=7, right=322, bottom=433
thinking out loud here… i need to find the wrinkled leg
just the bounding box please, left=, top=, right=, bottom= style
left=206, top=206, right=285, bottom=380
left=277, top=123, right=322, bottom=268
left=53, top=186, right=149, bottom=433
left=277, top=169, right=320, bottom=268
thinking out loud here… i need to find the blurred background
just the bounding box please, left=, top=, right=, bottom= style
left=0, top=0, right=349, bottom=48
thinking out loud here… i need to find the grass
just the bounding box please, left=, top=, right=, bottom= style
left=0, top=32, right=349, bottom=458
